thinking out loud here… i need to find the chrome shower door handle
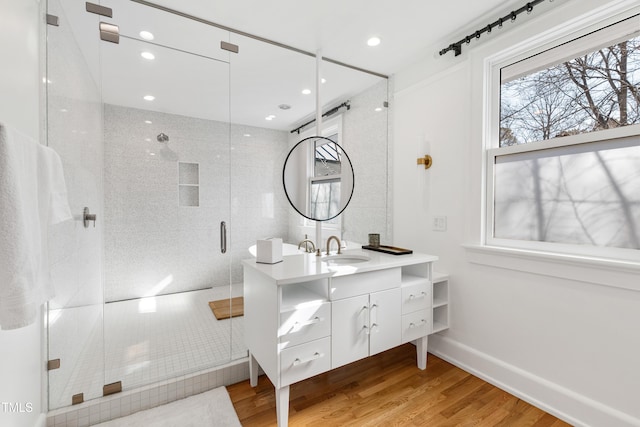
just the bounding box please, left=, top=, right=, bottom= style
left=220, top=221, right=227, bottom=254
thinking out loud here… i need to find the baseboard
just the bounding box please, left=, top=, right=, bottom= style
left=428, top=334, right=639, bottom=427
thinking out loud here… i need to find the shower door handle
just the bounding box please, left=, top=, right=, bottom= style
left=220, top=221, right=227, bottom=254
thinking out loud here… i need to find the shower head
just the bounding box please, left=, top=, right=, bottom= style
left=157, top=132, right=169, bottom=143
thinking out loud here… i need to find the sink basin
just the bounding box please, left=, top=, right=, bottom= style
left=323, top=254, right=371, bottom=265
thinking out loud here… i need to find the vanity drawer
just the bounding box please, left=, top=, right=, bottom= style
left=401, top=281, right=431, bottom=314
left=401, top=310, right=431, bottom=343
left=330, top=268, right=401, bottom=300
left=280, top=337, right=331, bottom=386
left=278, top=302, right=331, bottom=348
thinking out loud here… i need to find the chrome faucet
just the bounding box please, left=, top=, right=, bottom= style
left=297, top=237, right=316, bottom=253
left=326, top=235, right=342, bottom=255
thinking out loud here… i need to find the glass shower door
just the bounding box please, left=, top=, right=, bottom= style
left=99, top=26, right=233, bottom=391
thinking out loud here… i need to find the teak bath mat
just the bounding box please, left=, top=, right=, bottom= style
left=209, top=297, right=244, bottom=320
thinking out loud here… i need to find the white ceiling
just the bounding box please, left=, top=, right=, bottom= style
left=147, top=0, right=528, bottom=76
left=57, top=0, right=539, bottom=130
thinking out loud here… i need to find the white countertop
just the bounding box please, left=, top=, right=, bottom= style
left=242, top=247, right=438, bottom=285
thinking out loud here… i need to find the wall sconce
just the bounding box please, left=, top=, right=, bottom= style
left=417, top=154, right=433, bottom=169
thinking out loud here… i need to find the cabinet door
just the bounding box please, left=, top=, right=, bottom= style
left=331, top=294, right=369, bottom=369
left=369, top=288, right=401, bottom=356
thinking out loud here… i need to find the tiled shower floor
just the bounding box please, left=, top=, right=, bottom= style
left=48, top=285, right=246, bottom=410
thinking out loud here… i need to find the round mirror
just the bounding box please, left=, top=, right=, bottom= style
left=283, top=136, right=355, bottom=221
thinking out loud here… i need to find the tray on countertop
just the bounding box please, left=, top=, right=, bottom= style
left=362, top=245, right=413, bottom=255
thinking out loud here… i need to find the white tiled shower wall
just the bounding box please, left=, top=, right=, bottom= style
left=103, top=105, right=290, bottom=301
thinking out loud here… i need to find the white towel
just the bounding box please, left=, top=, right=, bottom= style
left=0, top=123, right=72, bottom=330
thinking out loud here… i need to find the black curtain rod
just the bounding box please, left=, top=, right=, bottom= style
left=290, top=101, right=351, bottom=134
left=439, top=0, right=547, bottom=57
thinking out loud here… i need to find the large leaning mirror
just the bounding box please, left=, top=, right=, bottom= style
left=283, top=136, right=354, bottom=221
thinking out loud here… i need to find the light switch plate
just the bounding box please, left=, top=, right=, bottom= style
left=433, top=215, right=447, bottom=232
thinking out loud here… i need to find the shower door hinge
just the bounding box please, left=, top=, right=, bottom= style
left=46, top=14, right=59, bottom=27
left=72, top=393, right=84, bottom=405
left=100, top=22, right=120, bottom=44
left=47, top=359, right=61, bottom=370
left=220, top=41, right=239, bottom=53
left=86, top=2, right=113, bottom=18
left=103, top=381, right=122, bottom=396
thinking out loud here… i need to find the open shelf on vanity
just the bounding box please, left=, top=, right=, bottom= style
left=280, top=278, right=329, bottom=312
left=432, top=272, right=449, bottom=333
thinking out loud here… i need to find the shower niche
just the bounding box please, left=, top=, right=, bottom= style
left=46, top=0, right=390, bottom=415
left=179, top=162, right=200, bottom=207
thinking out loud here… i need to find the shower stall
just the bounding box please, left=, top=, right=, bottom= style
left=45, top=0, right=390, bottom=414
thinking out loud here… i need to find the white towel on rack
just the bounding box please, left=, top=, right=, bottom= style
left=0, top=123, right=72, bottom=330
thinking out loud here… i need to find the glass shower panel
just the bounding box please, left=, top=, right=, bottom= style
left=227, top=36, right=315, bottom=355
left=46, top=0, right=106, bottom=409
left=100, top=33, right=232, bottom=391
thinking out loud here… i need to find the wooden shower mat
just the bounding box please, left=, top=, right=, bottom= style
left=208, top=297, right=244, bottom=320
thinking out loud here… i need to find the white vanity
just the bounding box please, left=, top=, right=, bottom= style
left=243, top=247, right=447, bottom=426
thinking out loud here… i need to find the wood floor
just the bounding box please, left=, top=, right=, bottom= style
left=227, top=344, right=571, bottom=426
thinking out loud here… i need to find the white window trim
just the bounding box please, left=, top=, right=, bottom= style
left=473, top=3, right=640, bottom=288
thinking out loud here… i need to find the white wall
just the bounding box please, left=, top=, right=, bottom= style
left=0, top=0, right=46, bottom=426
left=393, top=0, right=640, bottom=426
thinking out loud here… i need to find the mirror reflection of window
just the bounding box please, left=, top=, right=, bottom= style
left=314, top=134, right=342, bottom=177
left=311, top=133, right=342, bottom=220
left=310, top=178, right=341, bottom=219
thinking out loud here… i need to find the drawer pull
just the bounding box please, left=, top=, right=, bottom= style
left=294, top=316, right=323, bottom=327
left=409, top=319, right=427, bottom=328
left=409, top=292, right=427, bottom=300
left=371, top=323, right=379, bottom=333
left=293, top=352, right=324, bottom=366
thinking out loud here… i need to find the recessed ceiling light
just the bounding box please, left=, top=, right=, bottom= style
left=265, top=115, right=275, bottom=121
left=374, top=107, right=383, bottom=112
left=143, top=95, right=155, bottom=101
left=367, top=37, right=381, bottom=47
left=60, top=108, right=68, bottom=113
left=321, top=78, right=327, bottom=84
left=243, top=133, right=251, bottom=137
left=141, top=51, right=155, bottom=60
left=278, top=104, right=291, bottom=110
left=139, top=31, right=154, bottom=41
left=144, top=120, right=152, bottom=124
left=301, top=89, right=311, bottom=95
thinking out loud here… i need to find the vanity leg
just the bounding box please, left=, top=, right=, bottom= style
left=417, top=335, right=428, bottom=370
left=249, top=352, right=259, bottom=387
left=276, top=385, right=290, bottom=427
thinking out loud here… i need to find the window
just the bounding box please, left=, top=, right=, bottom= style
left=297, top=116, right=344, bottom=230
left=488, top=17, right=640, bottom=260
left=310, top=135, right=342, bottom=220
